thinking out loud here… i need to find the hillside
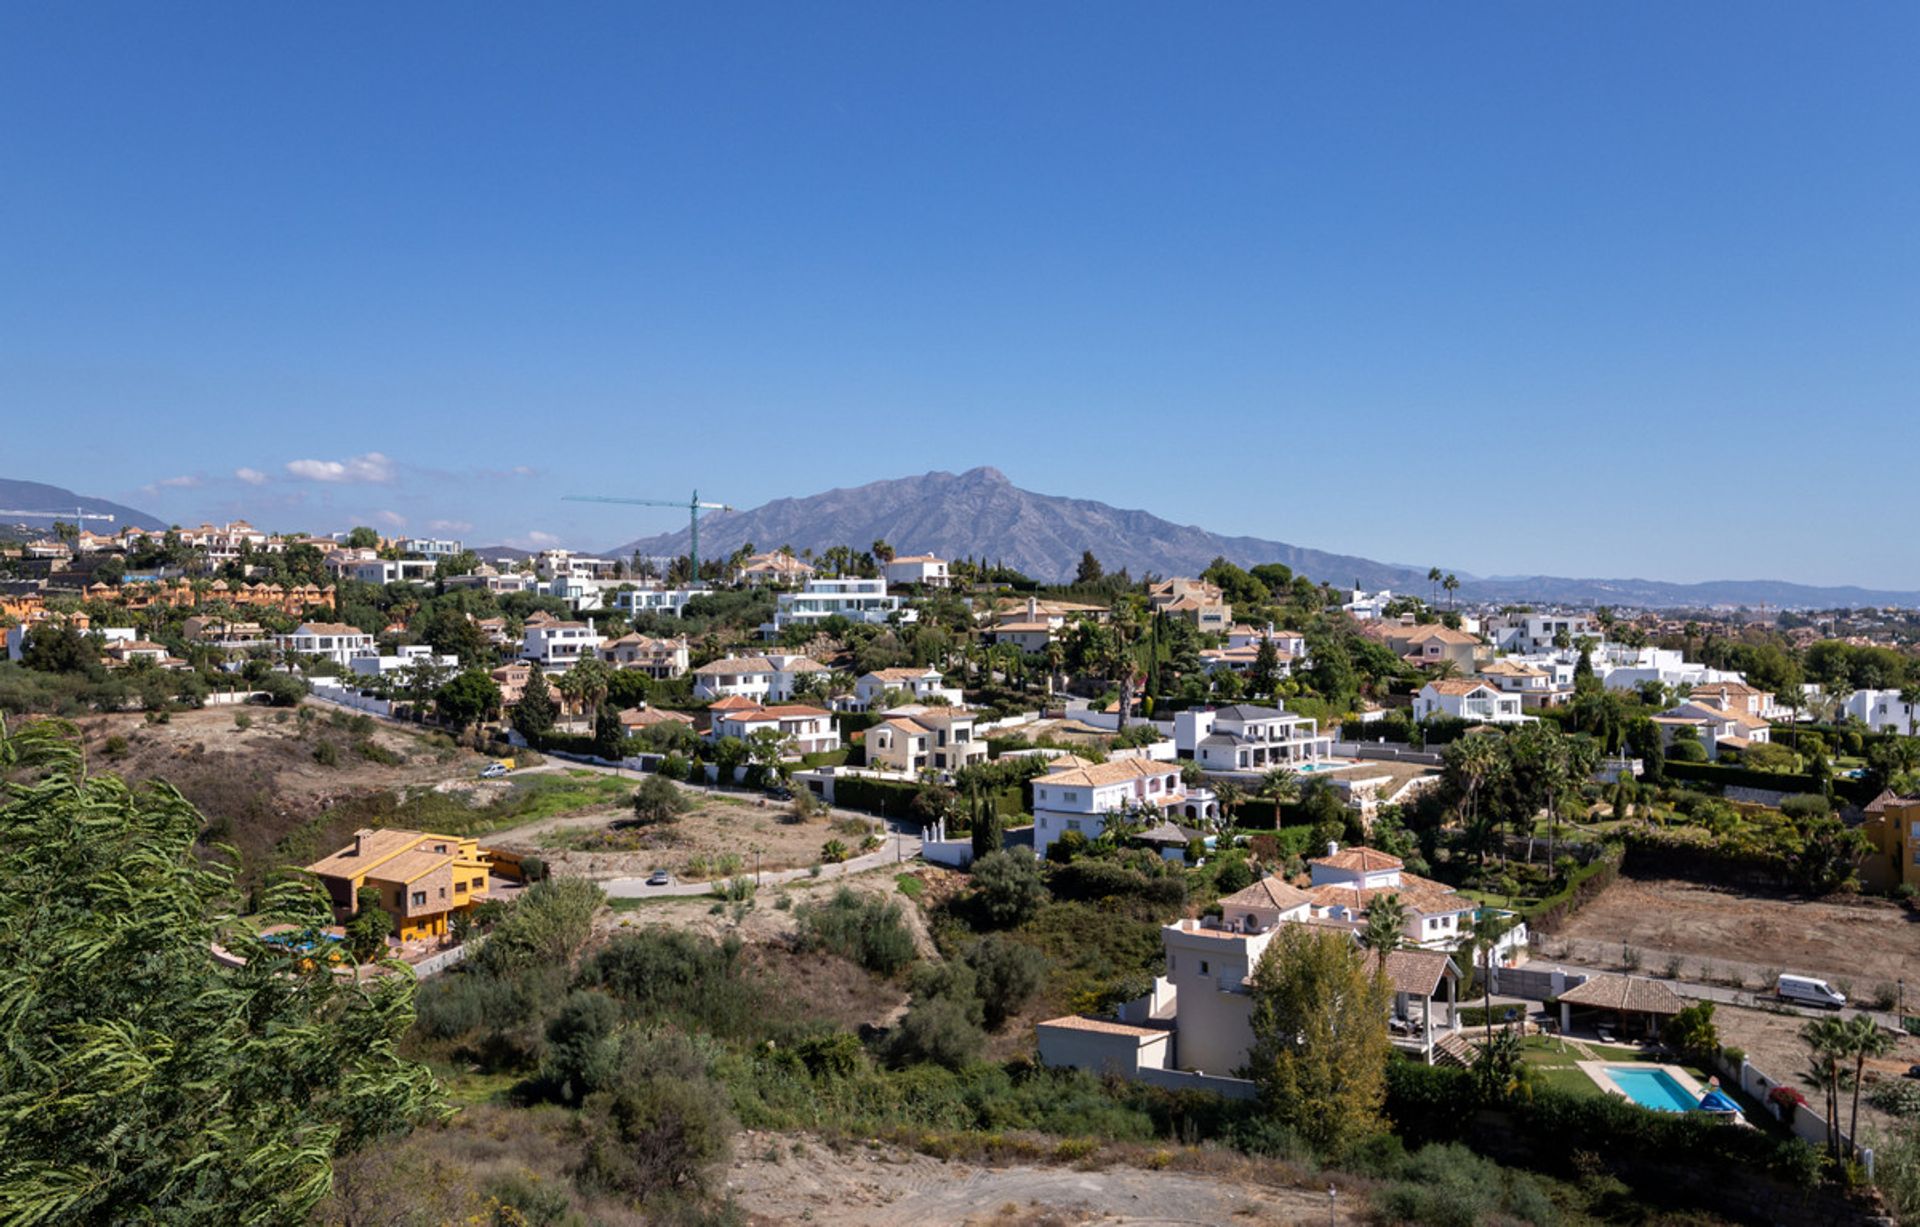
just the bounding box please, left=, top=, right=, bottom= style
left=608, top=467, right=1920, bottom=608
left=0, top=478, right=166, bottom=532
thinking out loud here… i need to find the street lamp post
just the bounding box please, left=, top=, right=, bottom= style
left=1327, top=1184, right=1337, bottom=1226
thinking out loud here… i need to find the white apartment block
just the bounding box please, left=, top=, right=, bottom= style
left=883, top=554, right=950, bottom=588
left=351, top=558, right=438, bottom=585
left=1175, top=703, right=1331, bottom=774
left=521, top=620, right=605, bottom=670
left=691, top=653, right=827, bottom=703
left=614, top=586, right=714, bottom=618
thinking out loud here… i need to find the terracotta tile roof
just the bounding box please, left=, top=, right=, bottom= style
left=1555, top=973, right=1684, bottom=1015
left=1368, top=947, right=1458, bottom=998
left=707, top=695, right=761, bottom=711
left=1310, top=845, right=1403, bottom=873
left=1040, top=757, right=1180, bottom=788
left=1037, top=1015, right=1166, bottom=1039
left=293, top=622, right=367, bottom=638
left=1399, top=625, right=1481, bottom=645
left=864, top=667, right=940, bottom=681
left=694, top=655, right=823, bottom=675
left=1425, top=679, right=1498, bottom=696
left=1219, top=877, right=1312, bottom=912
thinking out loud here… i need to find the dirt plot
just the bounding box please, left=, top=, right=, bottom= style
left=723, top=1132, right=1365, bottom=1226
left=498, top=788, right=888, bottom=878
left=1552, top=876, right=1920, bottom=988
left=1713, top=1004, right=1920, bottom=1144
left=600, top=870, right=939, bottom=965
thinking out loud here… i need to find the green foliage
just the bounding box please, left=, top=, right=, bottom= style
left=964, top=934, right=1048, bottom=1030
left=470, top=878, right=605, bottom=978
left=0, top=717, right=439, bottom=1223
left=435, top=668, right=503, bottom=730
left=577, top=1039, right=735, bottom=1205
left=1661, top=1001, right=1721, bottom=1065
left=346, top=885, right=393, bottom=962
left=888, top=963, right=987, bottom=1069
left=1247, top=924, right=1392, bottom=1153
left=514, top=668, right=556, bottom=743
left=580, top=930, right=765, bottom=1040
left=968, top=848, right=1047, bottom=928
left=631, top=774, right=693, bottom=826
left=795, top=887, right=916, bottom=976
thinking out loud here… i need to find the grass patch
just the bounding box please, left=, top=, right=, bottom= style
left=894, top=873, right=925, bottom=900
left=606, top=896, right=686, bottom=912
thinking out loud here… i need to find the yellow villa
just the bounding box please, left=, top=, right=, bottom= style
left=305, top=828, right=495, bottom=942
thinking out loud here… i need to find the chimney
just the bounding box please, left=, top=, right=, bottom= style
left=1327, top=840, right=1339, bottom=858
left=1026, top=596, right=1038, bottom=619
left=353, top=828, right=375, bottom=856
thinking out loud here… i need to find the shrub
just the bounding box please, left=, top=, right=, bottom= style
left=580, top=929, right=761, bottom=1039
left=1869, top=1081, right=1920, bottom=1119
left=471, top=878, right=605, bottom=977
left=232, top=711, right=252, bottom=730
left=969, top=848, right=1046, bottom=928
left=631, top=774, right=692, bottom=826
left=820, top=839, right=850, bottom=864
left=888, top=963, right=986, bottom=1070
left=578, top=1068, right=734, bottom=1204
left=102, top=734, right=128, bottom=757
left=965, top=934, right=1048, bottom=1030
left=312, top=740, right=339, bottom=767
left=795, top=888, right=916, bottom=976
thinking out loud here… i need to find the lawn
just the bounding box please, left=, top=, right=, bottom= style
left=1517, top=1036, right=1720, bottom=1103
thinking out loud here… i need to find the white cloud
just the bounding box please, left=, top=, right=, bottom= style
left=428, top=519, right=474, bottom=533
left=374, top=509, right=407, bottom=529
left=507, top=530, right=562, bottom=550
left=284, top=452, right=396, bottom=484
left=234, top=467, right=269, bottom=486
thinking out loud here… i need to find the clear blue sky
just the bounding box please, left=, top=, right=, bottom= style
left=4, top=4, right=1916, bottom=584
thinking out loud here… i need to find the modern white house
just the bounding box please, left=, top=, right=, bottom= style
left=883, top=554, right=950, bottom=588
left=1486, top=613, right=1601, bottom=654
left=853, top=666, right=960, bottom=708
left=348, top=644, right=459, bottom=679
left=765, top=577, right=906, bottom=635
left=1031, top=758, right=1208, bottom=858
left=1412, top=679, right=1529, bottom=724
left=1175, top=704, right=1332, bottom=775
left=350, top=558, right=438, bottom=586
left=708, top=703, right=840, bottom=757
left=614, top=586, right=714, bottom=618
left=690, top=653, right=827, bottom=703
left=1201, top=625, right=1306, bottom=676
left=1843, top=688, right=1920, bottom=734
left=1476, top=657, right=1575, bottom=708
left=398, top=537, right=463, bottom=559
left=521, top=618, right=605, bottom=670
left=1342, top=589, right=1394, bottom=620
left=535, top=550, right=619, bottom=581
left=277, top=622, right=377, bottom=669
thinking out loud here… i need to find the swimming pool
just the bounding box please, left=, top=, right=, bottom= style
left=1605, top=1066, right=1698, bottom=1113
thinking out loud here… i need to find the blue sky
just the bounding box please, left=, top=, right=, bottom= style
left=3, top=4, right=1916, bottom=584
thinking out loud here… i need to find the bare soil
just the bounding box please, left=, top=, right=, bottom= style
left=599, top=868, right=939, bottom=967
left=75, top=705, right=487, bottom=883
left=723, top=1132, right=1365, bottom=1226
left=495, top=786, right=888, bottom=878
left=1711, top=1004, right=1920, bottom=1144
left=1552, top=876, right=1920, bottom=988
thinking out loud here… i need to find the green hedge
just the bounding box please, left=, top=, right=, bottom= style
left=1523, top=841, right=1623, bottom=932
left=1386, top=1061, right=1818, bottom=1183
left=1662, top=760, right=1875, bottom=806
left=1229, top=825, right=1317, bottom=858
left=829, top=776, right=922, bottom=818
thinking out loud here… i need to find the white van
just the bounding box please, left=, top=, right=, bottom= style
left=1777, top=974, right=1847, bottom=1009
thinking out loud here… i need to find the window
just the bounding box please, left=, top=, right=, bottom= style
left=455, top=881, right=468, bottom=893
left=410, top=891, right=426, bottom=906
left=438, top=887, right=446, bottom=898
left=1199, top=960, right=1210, bottom=975
left=474, top=879, right=484, bottom=890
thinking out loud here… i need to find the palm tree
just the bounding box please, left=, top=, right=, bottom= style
left=1260, top=767, right=1301, bottom=805
left=1360, top=892, right=1407, bottom=951
left=1443, top=735, right=1503, bottom=867
left=1443, top=573, right=1460, bottom=610
left=1464, top=910, right=1520, bottom=1054
left=1428, top=566, right=1442, bottom=605
left=1800, top=1016, right=1850, bottom=1159
left=1901, top=685, right=1920, bottom=740
left=1843, top=1013, right=1895, bottom=1156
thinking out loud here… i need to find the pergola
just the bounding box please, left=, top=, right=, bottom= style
left=1556, top=973, right=1684, bottom=1040
left=1371, top=946, right=1461, bottom=1063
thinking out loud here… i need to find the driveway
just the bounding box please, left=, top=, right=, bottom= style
left=600, top=830, right=924, bottom=898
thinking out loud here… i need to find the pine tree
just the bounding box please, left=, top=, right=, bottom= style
left=516, top=667, right=556, bottom=745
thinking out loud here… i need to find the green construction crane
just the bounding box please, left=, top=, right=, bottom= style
left=563, top=491, right=735, bottom=580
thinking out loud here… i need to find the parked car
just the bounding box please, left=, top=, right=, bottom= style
left=479, top=762, right=509, bottom=779
left=645, top=870, right=672, bottom=887
left=1906, top=1064, right=1920, bottom=1080
left=766, top=785, right=794, bottom=801
left=1777, top=974, right=1847, bottom=1009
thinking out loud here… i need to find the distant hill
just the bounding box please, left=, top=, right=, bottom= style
left=607, top=467, right=1920, bottom=609
left=0, top=478, right=166, bottom=532
left=611, top=467, right=1434, bottom=590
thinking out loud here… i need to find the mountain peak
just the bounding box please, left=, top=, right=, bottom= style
left=954, top=466, right=1009, bottom=486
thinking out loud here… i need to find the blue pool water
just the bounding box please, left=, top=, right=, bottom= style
left=1606, top=1067, right=1698, bottom=1113
left=1295, top=762, right=1346, bottom=773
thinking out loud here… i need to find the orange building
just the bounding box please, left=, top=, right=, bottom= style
left=304, top=828, right=495, bottom=942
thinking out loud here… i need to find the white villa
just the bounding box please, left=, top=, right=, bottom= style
left=598, top=633, right=689, bottom=678
left=1031, top=758, right=1214, bottom=858
left=521, top=617, right=605, bottom=670
left=1652, top=701, right=1771, bottom=759
left=691, top=653, right=827, bottom=703
left=614, top=586, right=715, bottom=618
left=277, top=622, right=377, bottom=669
left=853, top=666, right=960, bottom=708
left=1486, top=613, right=1601, bottom=654
left=882, top=554, right=950, bottom=588
left=765, top=577, right=906, bottom=636
left=1175, top=704, right=1332, bottom=775
left=1843, top=688, right=1920, bottom=734
left=707, top=703, right=840, bottom=757
left=1476, top=657, right=1574, bottom=708
left=1412, top=679, right=1529, bottom=724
